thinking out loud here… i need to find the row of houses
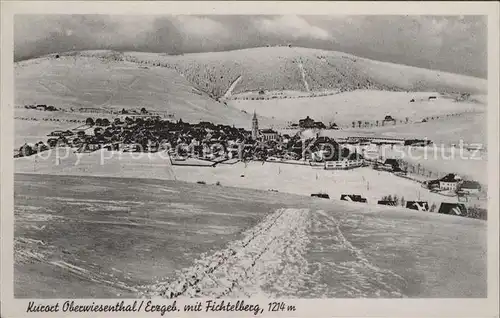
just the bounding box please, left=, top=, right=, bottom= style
left=24, top=104, right=58, bottom=111
left=312, top=191, right=486, bottom=220
left=373, top=157, right=482, bottom=195
left=378, top=200, right=486, bottom=220
left=16, top=111, right=368, bottom=167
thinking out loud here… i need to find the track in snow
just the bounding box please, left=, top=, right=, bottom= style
left=140, top=207, right=411, bottom=299
left=297, top=62, right=310, bottom=92
left=223, top=75, right=242, bottom=99
left=141, top=208, right=311, bottom=298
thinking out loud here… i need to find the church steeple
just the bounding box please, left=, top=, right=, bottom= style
left=252, top=110, right=259, bottom=140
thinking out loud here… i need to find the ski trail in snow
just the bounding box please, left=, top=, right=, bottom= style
left=297, top=62, right=310, bottom=92
left=141, top=208, right=409, bottom=299
left=141, top=208, right=311, bottom=298
left=223, top=75, right=242, bottom=98
left=309, top=210, right=408, bottom=297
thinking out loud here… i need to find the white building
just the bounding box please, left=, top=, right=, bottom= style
left=260, top=129, right=279, bottom=142
left=438, top=174, right=462, bottom=191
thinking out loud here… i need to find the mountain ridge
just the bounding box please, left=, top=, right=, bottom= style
left=15, top=47, right=486, bottom=127
left=122, top=46, right=487, bottom=98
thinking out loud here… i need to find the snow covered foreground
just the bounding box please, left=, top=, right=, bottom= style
left=15, top=174, right=486, bottom=298
left=140, top=206, right=481, bottom=299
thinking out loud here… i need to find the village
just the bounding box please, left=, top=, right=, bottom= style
left=14, top=104, right=487, bottom=221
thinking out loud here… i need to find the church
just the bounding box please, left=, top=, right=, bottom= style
left=252, top=111, right=279, bottom=141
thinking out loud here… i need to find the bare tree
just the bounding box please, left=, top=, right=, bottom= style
left=393, top=194, right=400, bottom=206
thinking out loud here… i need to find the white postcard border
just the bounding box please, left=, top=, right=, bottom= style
left=1, top=2, right=498, bottom=318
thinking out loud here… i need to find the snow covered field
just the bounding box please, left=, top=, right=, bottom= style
left=319, top=111, right=487, bottom=146
left=15, top=174, right=486, bottom=298
left=15, top=55, right=274, bottom=128
left=15, top=148, right=476, bottom=208
left=228, top=90, right=484, bottom=125
left=15, top=149, right=177, bottom=180
left=382, top=146, right=487, bottom=185
left=172, top=161, right=461, bottom=207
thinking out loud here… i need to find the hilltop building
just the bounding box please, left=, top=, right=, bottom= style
left=298, top=116, right=326, bottom=129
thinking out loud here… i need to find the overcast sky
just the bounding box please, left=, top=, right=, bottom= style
left=14, top=15, right=487, bottom=78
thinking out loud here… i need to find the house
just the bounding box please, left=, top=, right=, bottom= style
left=313, top=121, right=326, bottom=129
left=146, top=140, right=159, bottom=152
left=382, top=115, right=396, bottom=126
left=404, top=139, right=432, bottom=146
left=329, top=123, right=340, bottom=130
left=47, top=138, right=59, bottom=148
left=77, top=139, right=101, bottom=152
left=122, top=143, right=139, bottom=152
left=79, top=107, right=102, bottom=114
left=382, top=158, right=401, bottom=172
left=406, top=201, right=429, bottom=211
left=347, top=152, right=364, bottom=161
left=260, top=129, right=279, bottom=142
left=457, top=180, right=481, bottom=194
left=48, top=130, right=66, bottom=137
left=439, top=173, right=461, bottom=191
left=340, top=194, right=367, bottom=203
left=19, top=143, right=35, bottom=157
left=438, top=203, right=467, bottom=216
left=378, top=200, right=397, bottom=206
left=298, top=116, right=315, bottom=128
left=427, top=179, right=441, bottom=190
left=94, top=127, right=105, bottom=136
left=104, top=142, right=120, bottom=151
left=311, top=193, right=330, bottom=199
left=118, top=114, right=160, bottom=121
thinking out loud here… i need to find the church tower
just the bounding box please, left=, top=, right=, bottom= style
left=252, top=110, right=259, bottom=140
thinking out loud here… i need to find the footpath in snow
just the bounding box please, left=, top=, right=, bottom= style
left=140, top=208, right=311, bottom=298
left=140, top=207, right=409, bottom=298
